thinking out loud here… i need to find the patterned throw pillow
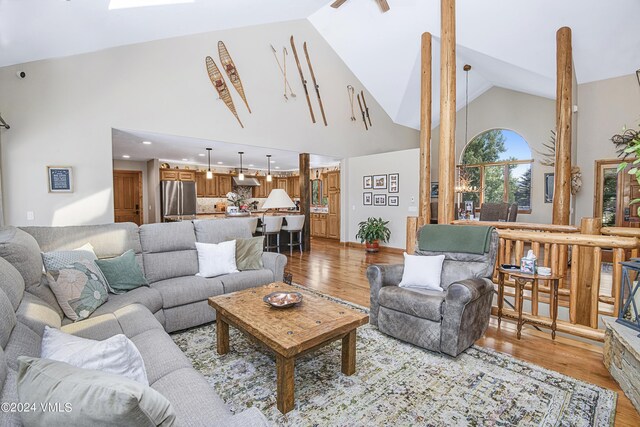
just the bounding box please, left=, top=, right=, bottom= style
left=46, top=260, right=109, bottom=321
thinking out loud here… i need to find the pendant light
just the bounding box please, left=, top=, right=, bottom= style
left=266, top=154, right=273, bottom=182
left=206, top=148, right=213, bottom=179
left=238, top=151, right=245, bottom=181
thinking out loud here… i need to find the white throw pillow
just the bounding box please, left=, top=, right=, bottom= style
left=398, top=253, right=446, bottom=291
left=40, top=326, right=148, bottom=385
left=195, top=240, right=239, bottom=278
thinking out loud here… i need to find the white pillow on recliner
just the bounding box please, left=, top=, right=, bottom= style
left=398, top=252, right=445, bottom=291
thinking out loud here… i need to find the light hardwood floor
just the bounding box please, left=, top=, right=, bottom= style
left=283, top=238, right=640, bottom=427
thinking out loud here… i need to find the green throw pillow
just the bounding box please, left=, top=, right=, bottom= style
left=17, top=356, right=176, bottom=427
left=95, top=250, right=148, bottom=294
left=235, top=237, right=264, bottom=271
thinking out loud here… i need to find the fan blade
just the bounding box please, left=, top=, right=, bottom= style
left=377, top=0, right=390, bottom=12
left=331, top=0, right=348, bottom=8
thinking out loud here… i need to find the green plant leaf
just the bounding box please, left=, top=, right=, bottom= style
left=618, top=162, right=628, bottom=172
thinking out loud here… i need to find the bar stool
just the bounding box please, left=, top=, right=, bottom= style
left=256, top=216, right=283, bottom=252
left=282, top=215, right=305, bottom=255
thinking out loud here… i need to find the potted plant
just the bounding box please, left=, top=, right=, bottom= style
left=356, top=217, right=391, bottom=252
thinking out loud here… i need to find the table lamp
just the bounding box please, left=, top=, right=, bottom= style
left=262, top=189, right=296, bottom=210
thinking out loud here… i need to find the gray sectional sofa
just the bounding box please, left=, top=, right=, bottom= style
left=0, top=218, right=287, bottom=426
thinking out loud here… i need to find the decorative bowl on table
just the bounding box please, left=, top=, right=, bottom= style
left=263, top=292, right=303, bottom=308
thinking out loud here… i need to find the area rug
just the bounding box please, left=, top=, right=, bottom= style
left=172, top=287, right=616, bottom=426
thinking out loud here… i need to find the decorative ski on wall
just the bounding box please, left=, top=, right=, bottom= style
left=303, top=42, right=328, bottom=126
left=218, top=41, right=251, bottom=113
left=290, top=35, right=316, bottom=123
left=205, top=56, right=243, bottom=128
left=357, top=93, right=368, bottom=130
left=360, top=90, right=372, bottom=127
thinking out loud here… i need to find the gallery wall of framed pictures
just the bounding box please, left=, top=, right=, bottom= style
left=362, top=173, right=399, bottom=207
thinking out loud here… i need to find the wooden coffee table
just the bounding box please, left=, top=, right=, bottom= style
left=207, top=282, right=369, bottom=414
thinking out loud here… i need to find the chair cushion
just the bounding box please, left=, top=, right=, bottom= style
left=378, top=286, right=445, bottom=322
left=150, top=276, right=224, bottom=308
left=219, top=270, right=275, bottom=294
left=89, top=286, right=163, bottom=318
left=16, top=292, right=62, bottom=337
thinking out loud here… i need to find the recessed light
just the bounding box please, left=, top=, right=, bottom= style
left=198, top=153, right=205, bottom=157
left=248, top=164, right=254, bottom=167
left=182, top=158, right=188, bottom=161
left=270, top=160, right=276, bottom=164
left=122, top=155, right=130, bottom=159
left=275, top=166, right=280, bottom=169
left=217, top=161, right=224, bottom=165
left=142, top=141, right=152, bottom=145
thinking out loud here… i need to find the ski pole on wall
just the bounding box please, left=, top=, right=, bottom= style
left=360, top=90, right=372, bottom=127
left=290, top=35, right=316, bottom=123
left=269, top=44, right=296, bottom=100
left=303, top=42, right=328, bottom=126
left=357, top=93, right=368, bottom=130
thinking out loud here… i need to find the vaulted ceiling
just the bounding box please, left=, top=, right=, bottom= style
left=2, top=0, right=638, bottom=130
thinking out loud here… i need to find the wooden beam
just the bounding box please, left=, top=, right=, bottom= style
left=553, top=27, right=573, bottom=225
left=438, top=0, right=456, bottom=224
left=418, top=32, right=432, bottom=227
left=406, top=216, right=418, bottom=254
left=574, top=217, right=602, bottom=326
left=299, top=153, right=311, bottom=252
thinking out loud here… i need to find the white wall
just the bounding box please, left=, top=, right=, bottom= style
left=345, top=148, right=419, bottom=249
left=0, top=19, right=418, bottom=226
left=112, top=159, right=149, bottom=224
left=431, top=87, right=556, bottom=224
left=575, top=74, right=640, bottom=220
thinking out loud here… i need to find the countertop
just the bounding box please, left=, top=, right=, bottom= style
left=163, top=210, right=303, bottom=222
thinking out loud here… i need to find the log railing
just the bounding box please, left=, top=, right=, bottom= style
left=601, top=226, right=640, bottom=259
left=494, top=230, right=638, bottom=341
left=451, top=220, right=580, bottom=233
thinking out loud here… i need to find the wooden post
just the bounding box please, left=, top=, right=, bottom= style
left=573, top=217, right=602, bottom=326
left=299, top=153, right=311, bottom=252
left=438, top=0, right=456, bottom=224
left=406, top=216, right=418, bottom=254
left=418, top=32, right=433, bottom=227
left=553, top=27, right=572, bottom=225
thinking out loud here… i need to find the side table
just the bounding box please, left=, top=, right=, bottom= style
left=497, top=267, right=561, bottom=339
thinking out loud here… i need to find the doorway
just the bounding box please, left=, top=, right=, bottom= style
left=594, top=158, right=640, bottom=228
left=113, top=170, right=143, bottom=225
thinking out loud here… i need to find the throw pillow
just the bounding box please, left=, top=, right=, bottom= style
left=41, top=243, right=97, bottom=271
left=195, top=240, right=239, bottom=278
left=17, top=356, right=176, bottom=427
left=41, top=326, right=148, bottom=385
left=46, top=260, right=109, bottom=321
left=95, top=250, right=148, bottom=294
left=235, top=237, right=264, bottom=271
left=398, top=253, right=446, bottom=291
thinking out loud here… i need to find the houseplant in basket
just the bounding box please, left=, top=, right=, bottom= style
left=356, top=217, right=391, bottom=252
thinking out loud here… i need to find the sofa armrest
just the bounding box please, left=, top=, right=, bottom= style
left=366, top=264, right=404, bottom=326
left=262, top=252, right=287, bottom=282
left=441, top=278, right=495, bottom=357
left=218, top=407, right=270, bottom=427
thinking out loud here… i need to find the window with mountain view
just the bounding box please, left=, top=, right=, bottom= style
left=459, top=129, right=532, bottom=212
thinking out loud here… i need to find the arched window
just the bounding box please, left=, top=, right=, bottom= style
left=458, top=129, right=532, bottom=213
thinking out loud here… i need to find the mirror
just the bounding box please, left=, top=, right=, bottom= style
left=311, top=179, right=322, bottom=205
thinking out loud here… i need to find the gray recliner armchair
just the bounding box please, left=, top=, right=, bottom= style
left=367, top=225, right=499, bottom=357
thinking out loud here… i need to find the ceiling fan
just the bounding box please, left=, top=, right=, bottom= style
left=330, top=0, right=390, bottom=13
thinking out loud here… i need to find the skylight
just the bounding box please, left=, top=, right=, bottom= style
left=108, top=0, right=194, bottom=10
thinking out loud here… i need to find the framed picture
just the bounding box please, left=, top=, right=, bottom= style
left=389, top=173, right=399, bottom=193
left=374, top=194, right=387, bottom=206
left=373, top=174, right=387, bottom=189
left=363, top=176, right=373, bottom=189
left=544, top=173, right=554, bottom=203
left=363, top=192, right=372, bottom=205
left=388, top=195, right=399, bottom=206
left=47, top=166, right=73, bottom=193
left=430, top=182, right=439, bottom=198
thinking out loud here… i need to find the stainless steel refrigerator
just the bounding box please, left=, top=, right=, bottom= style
left=161, top=180, right=197, bottom=220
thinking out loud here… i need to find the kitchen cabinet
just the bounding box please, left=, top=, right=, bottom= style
left=276, top=178, right=288, bottom=194
left=253, top=176, right=272, bottom=198
left=322, top=173, right=328, bottom=198
left=288, top=176, right=300, bottom=198
left=310, top=213, right=327, bottom=238
left=196, top=172, right=206, bottom=197
left=327, top=171, right=340, bottom=191
left=217, top=175, right=232, bottom=196
left=160, top=169, right=195, bottom=182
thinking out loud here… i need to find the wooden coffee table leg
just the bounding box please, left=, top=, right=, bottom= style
left=276, top=354, right=295, bottom=414
left=216, top=314, right=229, bottom=355
left=341, top=330, right=356, bottom=375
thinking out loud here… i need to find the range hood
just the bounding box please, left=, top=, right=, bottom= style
left=232, top=176, right=260, bottom=187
